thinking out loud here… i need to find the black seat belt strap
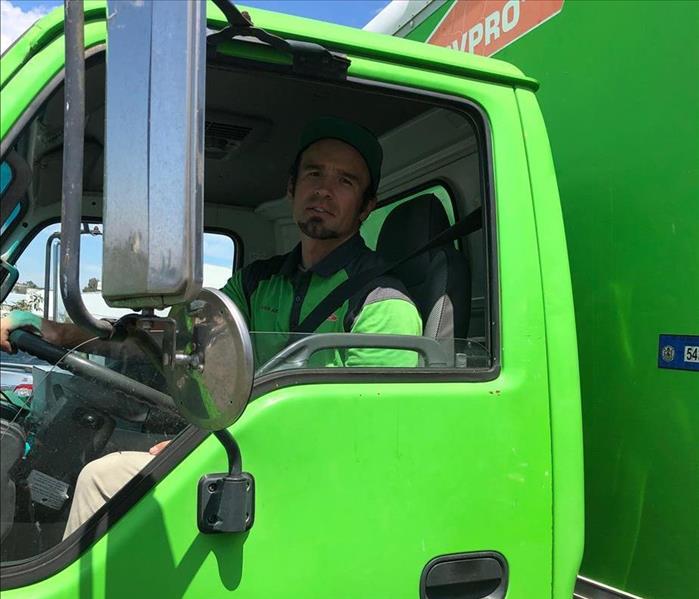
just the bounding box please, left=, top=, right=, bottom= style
left=293, top=206, right=483, bottom=334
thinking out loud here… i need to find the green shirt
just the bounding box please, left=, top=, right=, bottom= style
left=221, top=234, right=422, bottom=368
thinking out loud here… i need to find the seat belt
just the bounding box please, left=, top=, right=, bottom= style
left=293, top=206, right=483, bottom=334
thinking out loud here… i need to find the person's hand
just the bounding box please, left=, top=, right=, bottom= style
left=148, top=440, right=171, bottom=456
left=0, top=311, right=42, bottom=353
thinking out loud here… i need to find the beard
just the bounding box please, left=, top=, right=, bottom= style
left=297, top=216, right=340, bottom=240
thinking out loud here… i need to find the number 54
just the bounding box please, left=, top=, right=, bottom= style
left=684, top=346, right=699, bottom=362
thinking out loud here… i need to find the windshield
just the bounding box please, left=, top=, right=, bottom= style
left=0, top=337, right=185, bottom=561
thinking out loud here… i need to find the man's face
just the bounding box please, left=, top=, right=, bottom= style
left=289, top=138, right=375, bottom=241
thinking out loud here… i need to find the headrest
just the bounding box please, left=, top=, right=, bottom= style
left=376, top=194, right=451, bottom=287
left=376, top=194, right=450, bottom=260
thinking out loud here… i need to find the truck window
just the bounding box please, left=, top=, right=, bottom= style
left=0, top=224, right=236, bottom=561
left=4, top=224, right=236, bottom=323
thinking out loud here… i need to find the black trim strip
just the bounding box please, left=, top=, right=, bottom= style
left=574, top=575, right=646, bottom=599
left=252, top=366, right=499, bottom=401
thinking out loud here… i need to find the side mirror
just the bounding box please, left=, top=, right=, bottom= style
left=102, top=0, right=206, bottom=310
left=167, top=288, right=254, bottom=431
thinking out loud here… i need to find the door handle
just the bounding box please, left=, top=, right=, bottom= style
left=420, top=552, right=508, bottom=599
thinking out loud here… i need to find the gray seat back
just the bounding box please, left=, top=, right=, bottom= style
left=376, top=194, right=470, bottom=348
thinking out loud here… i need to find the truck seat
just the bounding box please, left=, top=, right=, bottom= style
left=376, top=194, right=470, bottom=353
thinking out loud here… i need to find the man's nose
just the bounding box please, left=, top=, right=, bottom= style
left=312, top=175, right=335, bottom=197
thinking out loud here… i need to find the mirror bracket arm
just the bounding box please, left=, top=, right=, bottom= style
left=61, top=0, right=113, bottom=339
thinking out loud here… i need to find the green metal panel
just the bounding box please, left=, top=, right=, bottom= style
left=493, top=3, right=699, bottom=597
left=515, top=88, right=584, bottom=599
left=395, top=1, right=699, bottom=596
left=0, top=21, right=106, bottom=142
left=0, top=24, right=562, bottom=594
left=0, top=1, right=105, bottom=91
left=8, top=376, right=553, bottom=598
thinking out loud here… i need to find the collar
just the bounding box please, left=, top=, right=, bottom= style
left=279, top=233, right=368, bottom=278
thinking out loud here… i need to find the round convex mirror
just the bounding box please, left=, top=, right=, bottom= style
left=167, top=288, right=253, bottom=430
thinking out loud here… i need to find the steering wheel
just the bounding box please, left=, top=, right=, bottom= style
left=8, top=329, right=176, bottom=413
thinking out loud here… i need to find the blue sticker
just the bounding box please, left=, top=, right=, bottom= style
left=658, top=334, right=699, bottom=371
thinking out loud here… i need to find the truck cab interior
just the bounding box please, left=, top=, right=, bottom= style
left=0, top=45, right=494, bottom=561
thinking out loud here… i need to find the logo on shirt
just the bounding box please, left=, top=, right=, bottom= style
left=327, top=313, right=338, bottom=322
left=260, top=305, right=279, bottom=313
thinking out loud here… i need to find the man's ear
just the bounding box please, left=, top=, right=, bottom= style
left=359, top=196, right=377, bottom=223
left=287, top=177, right=294, bottom=199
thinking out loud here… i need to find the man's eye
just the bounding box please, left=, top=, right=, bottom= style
left=340, top=177, right=353, bottom=186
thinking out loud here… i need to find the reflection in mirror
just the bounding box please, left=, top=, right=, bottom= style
left=167, top=288, right=253, bottom=431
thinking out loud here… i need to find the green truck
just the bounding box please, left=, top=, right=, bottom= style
left=0, top=1, right=693, bottom=598
left=365, top=1, right=699, bottom=598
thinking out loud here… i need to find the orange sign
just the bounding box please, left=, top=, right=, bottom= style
left=428, top=0, right=564, bottom=57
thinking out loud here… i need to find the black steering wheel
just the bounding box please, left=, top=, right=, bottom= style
left=9, top=329, right=176, bottom=413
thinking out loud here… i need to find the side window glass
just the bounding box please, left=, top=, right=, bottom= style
left=4, top=227, right=236, bottom=324
left=203, top=231, right=236, bottom=286
left=251, top=182, right=488, bottom=377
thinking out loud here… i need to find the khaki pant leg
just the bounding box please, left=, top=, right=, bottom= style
left=63, top=451, right=154, bottom=540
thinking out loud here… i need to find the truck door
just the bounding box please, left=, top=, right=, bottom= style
left=0, top=7, right=576, bottom=599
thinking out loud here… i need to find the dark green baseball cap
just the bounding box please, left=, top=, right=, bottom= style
left=298, top=116, right=383, bottom=195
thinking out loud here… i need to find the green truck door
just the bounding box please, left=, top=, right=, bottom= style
left=2, top=69, right=556, bottom=599
left=1, top=9, right=565, bottom=598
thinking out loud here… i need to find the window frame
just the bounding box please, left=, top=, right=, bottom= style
left=250, top=79, right=499, bottom=393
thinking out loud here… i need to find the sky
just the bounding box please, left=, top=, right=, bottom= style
left=1, top=0, right=392, bottom=53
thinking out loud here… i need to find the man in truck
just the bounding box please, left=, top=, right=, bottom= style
left=0, top=117, right=423, bottom=538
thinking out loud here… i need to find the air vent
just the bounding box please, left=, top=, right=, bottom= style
left=204, top=120, right=253, bottom=160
